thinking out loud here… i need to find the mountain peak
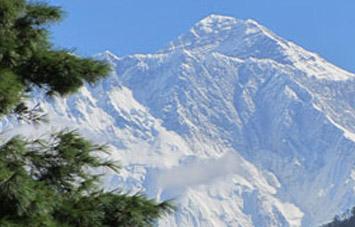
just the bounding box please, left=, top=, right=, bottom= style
left=194, top=15, right=265, bottom=34
left=200, top=14, right=236, bottom=21
left=101, top=50, right=120, bottom=60
left=163, top=14, right=292, bottom=64
left=95, top=50, right=120, bottom=66
left=194, top=14, right=239, bottom=32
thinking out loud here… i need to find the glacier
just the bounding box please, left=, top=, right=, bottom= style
left=2, top=14, right=355, bottom=227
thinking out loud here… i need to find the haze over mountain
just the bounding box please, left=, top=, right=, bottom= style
left=2, top=15, right=355, bottom=226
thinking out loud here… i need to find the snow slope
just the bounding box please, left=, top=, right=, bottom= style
left=3, top=15, right=355, bottom=227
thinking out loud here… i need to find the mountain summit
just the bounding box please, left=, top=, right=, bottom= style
left=4, top=15, right=355, bottom=227
left=164, top=14, right=354, bottom=81
left=164, top=14, right=291, bottom=63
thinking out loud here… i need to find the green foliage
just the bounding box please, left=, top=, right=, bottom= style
left=0, top=0, right=110, bottom=118
left=0, top=131, right=173, bottom=226
left=20, top=50, right=110, bottom=95
left=0, top=69, right=23, bottom=115
left=55, top=192, right=173, bottom=227
left=321, top=207, right=355, bottom=227
left=0, top=0, right=173, bottom=226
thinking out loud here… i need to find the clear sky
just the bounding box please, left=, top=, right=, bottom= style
left=47, top=0, right=355, bottom=73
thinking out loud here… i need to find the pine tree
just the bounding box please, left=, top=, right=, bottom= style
left=321, top=207, right=355, bottom=227
left=0, top=0, right=173, bottom=226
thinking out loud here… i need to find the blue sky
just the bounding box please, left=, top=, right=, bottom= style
left=48, top=0, right=355, bottom=73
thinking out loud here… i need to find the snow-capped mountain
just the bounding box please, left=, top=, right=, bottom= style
left=3, top=15, right=355, bottom=226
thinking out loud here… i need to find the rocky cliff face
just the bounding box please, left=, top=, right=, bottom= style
left=3, top=15, right=354, bottom=226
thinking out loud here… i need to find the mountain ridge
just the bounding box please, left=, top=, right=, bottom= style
left=2, top=14, right=355, bottom=227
